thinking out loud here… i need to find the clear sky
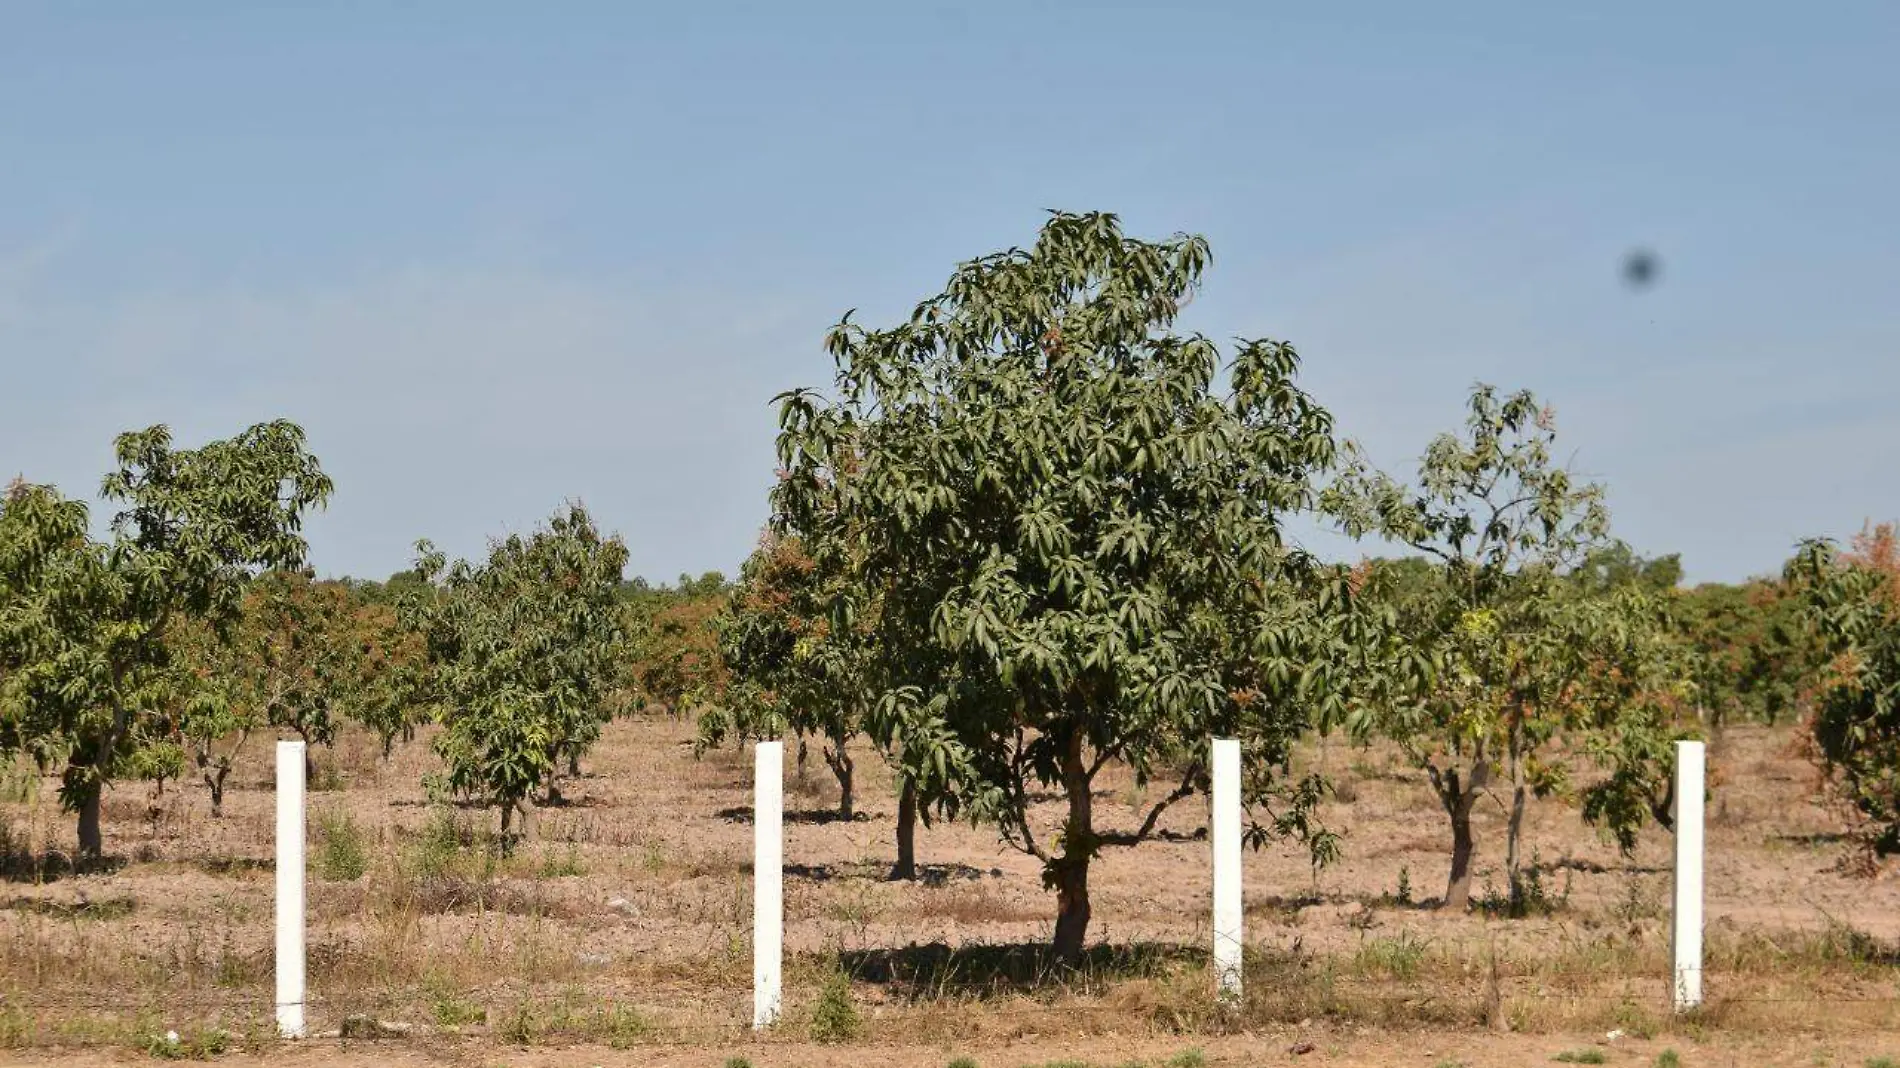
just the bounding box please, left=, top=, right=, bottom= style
left=3, top=2, right=1895, bottom=585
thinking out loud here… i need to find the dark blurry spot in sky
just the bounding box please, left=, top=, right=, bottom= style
left=1623, top=248, right=1661, bottom=289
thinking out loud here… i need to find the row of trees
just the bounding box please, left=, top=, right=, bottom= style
left=4, top=211, right=1894, bottom=965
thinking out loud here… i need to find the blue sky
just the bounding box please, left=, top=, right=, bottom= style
left=3, top=2, right=1895, bottom=585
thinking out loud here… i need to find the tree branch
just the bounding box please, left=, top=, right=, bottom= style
left=1101, top=760, right=1203, bottom=848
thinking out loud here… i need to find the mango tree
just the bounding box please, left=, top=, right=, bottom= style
left=344, top=597, right=431, bottom=759
left=0, top=423, right=330, bottom=857
left=698, top=534, right=868, bottom=819
left=402, top=503, right=629, bottom=836
left=1326, top=386, right=1685, bottom=910
left=1788, top=524, right=1900, bottom=860
left=772, top=211, right=1357, bottom=961
left=625, top=577, right=730, bottom=718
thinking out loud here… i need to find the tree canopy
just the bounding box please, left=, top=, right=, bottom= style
left=770, top=210, right=1363, bottom=960
left=0, top=422, right=330, bottom=856
left=1327, top=385, right=1690, bottom=910
left=402, top=502, right=630, bottom=836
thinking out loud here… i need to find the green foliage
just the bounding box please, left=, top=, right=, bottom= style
left=807, top=970, right=862, bottom=1043
left=141, top=1025, right=231, bottom=1060
left=1553, top=1050, right=1606, bottom=1064
left=0, top=421, right=330, bottom=857
left=315, top=809, right=370, bottom=881
left=593, top=1003, right=650, bottom=1048
left=401, top=503, right=629, bottom=836
left=1654, top=1051, right=1681, bottom=1068
left=622, top=573, right=730, bottom=716
left=699, top=533, right=878, bottom=819
left=425, top=975, right=487, bottom=1027
left=1166, top=1052, right=1207, bottom=1068
left=1326, top=385, right=1690, bottom=908
left=122, top=737, right=185, bottom=791
left=771, top=210, right=1363, bottom=959
left=536, top=844, right=585, bottom=878
left=1789, top=530, right=1900, bottom=856
left=947, top=1058, right=979, bottom=1068
left=403, top=807, right=473, bottom=879
left=174, top=568, right=414, bottom=810
left=1353, top=932, right=1430, bottom=979
left=1671, top=576, right=1822, bottom=727
left=724, top=1057, right=755, bottom=1068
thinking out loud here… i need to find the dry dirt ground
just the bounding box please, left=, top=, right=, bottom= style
left=2, top=719, right=1899, bottom=1067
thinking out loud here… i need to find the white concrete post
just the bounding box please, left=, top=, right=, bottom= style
left=1211, top=737, right=1243, bottom=1005
left=1671, top=739, right=1705, bottom=1012
left=274, top=740, right=307, bottom=1038
left=753, top=740, right=784, bottom=1030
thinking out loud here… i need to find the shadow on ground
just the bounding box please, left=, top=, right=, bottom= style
left=838, top=939, right=1203, bottom=997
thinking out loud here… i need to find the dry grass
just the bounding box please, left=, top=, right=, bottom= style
left=0, top=720, right=1897, bottom=1058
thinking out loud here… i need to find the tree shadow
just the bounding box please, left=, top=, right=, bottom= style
left=784, top=862, right=843, bottom=882
left=915, top=863, right=1002, bottom=887
left=714, top=805, right=874, bottom=825
left=838, top=940, right=1202, bottom=998
left=0, top=894, right=136, bottom=919
left=196, top=856, right=274, bottom=877
left=1777, top=831, right=1856, bottom=848
left=1534, top=856, right=1667, bottom=876
left=1250, top=889, right=1440, bottom=914
left=0, top=849, right=127, bottom=885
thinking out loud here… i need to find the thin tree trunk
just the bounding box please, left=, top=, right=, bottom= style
left=567, top=749, right=581, bottom=779
left=206, top=765, right=229, bottom=819
left=890, top=776, right=918, bottom=881
left=824, top=737, right=854, bottom=821
left=796, top=737, right=809, bottom=782
left=1051, top=732, right=1095, bottom=966
left=1505, top=736, right=1529, bottom=910
left=1437, top=754, right=1489, bottom=912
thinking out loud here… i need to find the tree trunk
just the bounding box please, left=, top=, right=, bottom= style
left=1050, top=732, right=1095, bottom=966
left=303, top=746, right=317, bottom=787
left=824, top=737, right=854, bottom=821
left=567, top=749, right=581, bottom=779
left=77, top=787, right=104, bottom=861
left=1436, top=755, right=1489, bottom=913
left=1446, top=797, right=1477, bottom=912
left=796, top=737, right=809, bottom=782
left=1052, top=849, right=1092, bottom=966
left=890, top=776, right=918, bottom=881
left=206, top=764, right=228, bottom=819
left=1505, top=740, right=1529, bottom=910
left=500, top=796, right=533, bottom=840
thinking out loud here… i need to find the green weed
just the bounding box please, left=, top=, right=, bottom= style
left=314, top=810, right=369, bottom=881
left=808, top=970, right=862, bottom=1043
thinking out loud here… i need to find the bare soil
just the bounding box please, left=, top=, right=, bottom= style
left=3, top=720, right=1897, bottom=1065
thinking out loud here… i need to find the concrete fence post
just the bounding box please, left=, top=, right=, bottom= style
left=753, top=740, right=784, bottom=1030
left=275, top=740, right=307, bottom=1038
left=1672, top=739, right=1705, bottom=1012
left=1211, top=737, right=1243, bottom=1005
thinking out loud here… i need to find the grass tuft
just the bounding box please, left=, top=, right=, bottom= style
left=314, top=809, right=369, bottom=882
left=809, top=970, right=863, bottom=1043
